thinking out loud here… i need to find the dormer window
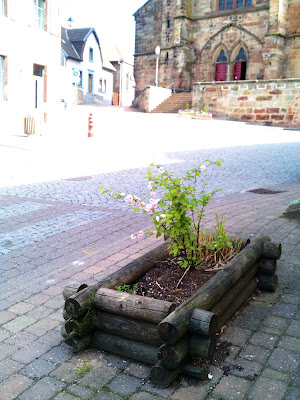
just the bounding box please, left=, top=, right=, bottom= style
left=89, top=48, right=94, bottom=62
left=218, top=0, right=251, bottom=10
left=34, top=0, right=46, bottom=30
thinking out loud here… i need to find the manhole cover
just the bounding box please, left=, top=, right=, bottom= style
left=65, top=176, right=93, bottom=181
left=247, top=188, right=286, bottom=195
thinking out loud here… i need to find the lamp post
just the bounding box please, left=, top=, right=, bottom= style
left=155, top=45, right=160, bottom=87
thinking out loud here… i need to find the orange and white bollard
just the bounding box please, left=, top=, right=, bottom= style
left=88, top=113, right=94, bottom=137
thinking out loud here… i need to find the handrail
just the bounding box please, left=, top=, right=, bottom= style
left=166, top=82, right=175, bottom=92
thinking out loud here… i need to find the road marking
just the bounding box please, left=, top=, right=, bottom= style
left=82, top=250, right=99, bottom=255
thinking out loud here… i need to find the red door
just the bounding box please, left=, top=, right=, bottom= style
left=215, top=63, right=227, bottom=81
left=233, top=62, right=242, bottom=80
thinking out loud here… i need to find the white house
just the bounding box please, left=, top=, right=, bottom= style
left=61, top=27, right=115, bottom=105
left=103, top=45, right=135, bottom=107
left=0, top=0, right=61, bottom=136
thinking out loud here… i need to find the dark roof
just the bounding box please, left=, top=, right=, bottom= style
left=61, top=27, right=80, bottom=60
left=61, top=27, right=100, bottom=61
left=61, top=27, right=116, bottom=72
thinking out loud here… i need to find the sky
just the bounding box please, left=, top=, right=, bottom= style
left=61, top=0, right=147, bottom=61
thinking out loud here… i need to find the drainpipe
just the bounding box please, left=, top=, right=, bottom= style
left=118, top=58, right=124, bottom=106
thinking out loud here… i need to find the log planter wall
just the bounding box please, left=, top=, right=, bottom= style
left=62, top=235, right=281, bottom=387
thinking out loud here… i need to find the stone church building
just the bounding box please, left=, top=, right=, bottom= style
left=133, top=0, right=300, bottom=94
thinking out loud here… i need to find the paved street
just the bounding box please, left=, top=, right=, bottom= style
left=0, top=110, right=299, bottom=399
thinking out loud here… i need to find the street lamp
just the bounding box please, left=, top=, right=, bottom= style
left=155, top=45, right=160, bottom=87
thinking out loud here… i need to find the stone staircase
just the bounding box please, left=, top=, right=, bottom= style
left=151, top=92, right=193, bottom=113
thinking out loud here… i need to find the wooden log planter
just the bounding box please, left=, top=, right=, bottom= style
left=62, top=235, right=281, bottom=387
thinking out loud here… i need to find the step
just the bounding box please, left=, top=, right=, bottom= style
left=151, top=92, right=192, bottom=113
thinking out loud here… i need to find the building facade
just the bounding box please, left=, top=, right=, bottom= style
left=0, top=0, right=61, bottom=136
left=61, top=27, right=115, bottom=105
left=103, top=45, right=136, bottom=106
left=133, top=0, right=300, bottom=95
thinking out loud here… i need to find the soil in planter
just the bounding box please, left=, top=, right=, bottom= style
left=133, top=257, right=219, bottom=306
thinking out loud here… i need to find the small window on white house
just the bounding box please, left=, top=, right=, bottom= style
left=126, top=73, right=129, bottom=91
left=89, top=48, right=94, bottom=62
left=99, top=78, right=106, bottom=92
left=33, top=64, right=44, bottom=77
left=34, top=0, right=46, bottom=30
left=0, top=55, right=6, bottom=100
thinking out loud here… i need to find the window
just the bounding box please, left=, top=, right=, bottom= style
left=219, top=0, right=251, bottom=10
left=33, top=64, right=44, bottom=77
left=99, top=78, right=106, bottom=93
left=88, top=73, right=93, bottom=93
left=0, top=55, right=6, bottom=100
left=1, top=0, right=6, bottom=16
left=126, top=74, right=129, bottom=91
left=34, top=0, right=46, bottom=30
left=165, top=52, right=169, bottom=65
left=233, top=47, right=247, bottom=80
left=215, top=50, right=228, bottom=81
left=89, top=48, right=94, bottom=62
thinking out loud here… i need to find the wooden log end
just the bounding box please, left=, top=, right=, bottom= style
left=63, top=284, right=88, bottom=300
left=63, top=307, right=71, bottom=321
left=65, top=286, right=94, bottom=319
left=258, top=258, right=277, bottom=275
left=189, top=335, right=216, bottom=360
left=65, top=319, right=73, bottom=334
left=150, top=361, right=181, bottom=388
left=258, top=274, right=278, bottom=292
left=262, top=242, right=282, bottom=260
left=189, top=309, right=218, bottom=337
left=157, top=321, right=179, bottom=345
left=157, top=338, right=189, bottom=370
left=64, top=332, right=92, bottom=352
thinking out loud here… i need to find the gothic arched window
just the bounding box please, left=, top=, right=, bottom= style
left=233, top=47, right=247, bottom=80
left=215, top=50, right=228, bottom=81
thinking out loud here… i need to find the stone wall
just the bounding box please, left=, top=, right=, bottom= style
left=193, top=78, right=300, bottom=128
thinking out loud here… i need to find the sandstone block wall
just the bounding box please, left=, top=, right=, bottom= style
left=193, top=79, right=300, bottom=128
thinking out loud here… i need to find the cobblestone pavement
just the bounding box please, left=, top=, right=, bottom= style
left=0, top=116, right=299, bottom=399
left=0, top=141, right=299, bottom=211
left=0, top=177, right=299, bottom=399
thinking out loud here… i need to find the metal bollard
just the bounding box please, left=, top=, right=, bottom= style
left=88, top=113, right=94, bottom=137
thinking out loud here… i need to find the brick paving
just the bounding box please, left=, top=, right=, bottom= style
left=0, top=172, right=299, bottom=399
